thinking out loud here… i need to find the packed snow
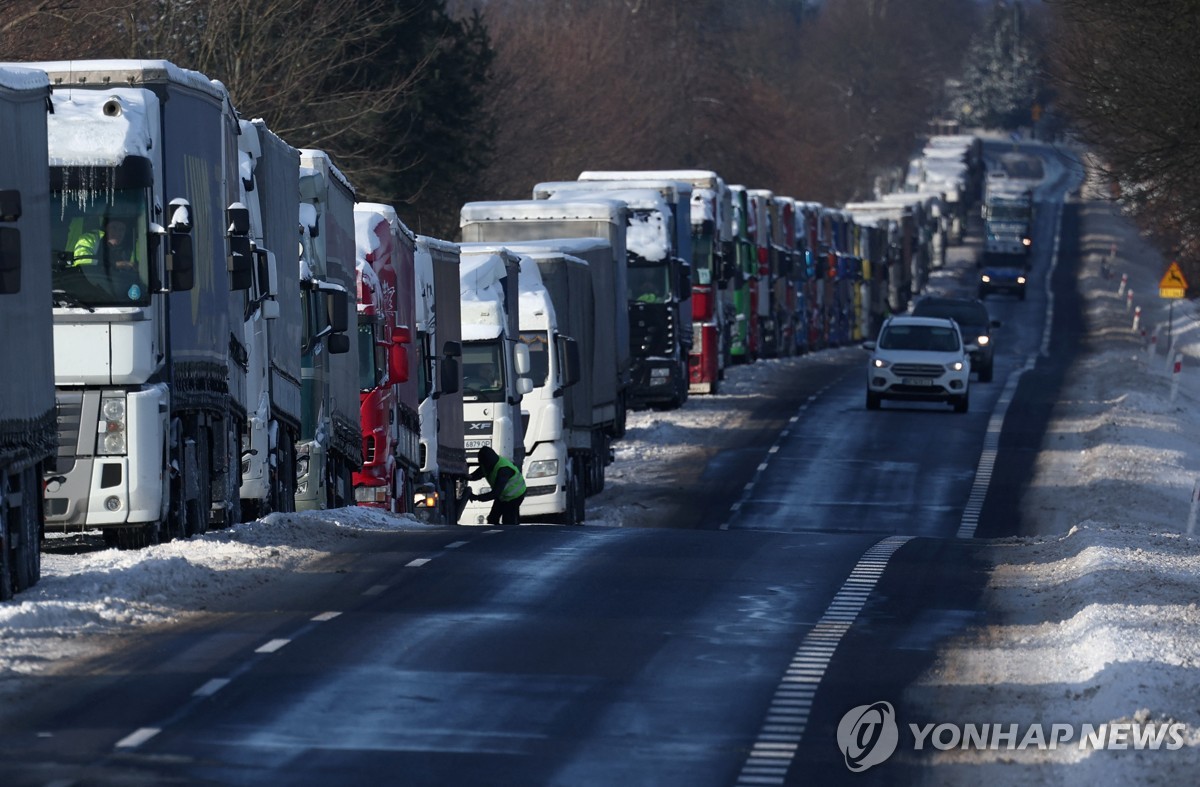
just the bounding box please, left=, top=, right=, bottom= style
left=4, top=151, right=1200, bottom=782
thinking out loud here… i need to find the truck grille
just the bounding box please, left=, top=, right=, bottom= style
left=55, top=391, right=83, bottom=474
left=892, top=363, right=944, bottom=378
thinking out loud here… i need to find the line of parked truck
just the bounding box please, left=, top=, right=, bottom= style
left=0, top=59, right=986, bottom=598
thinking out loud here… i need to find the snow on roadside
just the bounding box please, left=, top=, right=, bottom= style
left=0, top=507, right=425, bottom=696
left=908, top=174, right=1200, bottom=784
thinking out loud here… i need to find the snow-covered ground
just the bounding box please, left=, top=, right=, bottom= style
left=4, top=150, right=1200, bottom=782
left=907, top=154, right=1200, bottom=784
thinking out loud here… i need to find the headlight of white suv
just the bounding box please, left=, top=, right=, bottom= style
left=946, top=360, right=965, bottom=372
left=871, top=357, right=890, bottom=369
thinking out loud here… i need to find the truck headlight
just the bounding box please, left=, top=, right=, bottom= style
left=413, top=485, right=439, bottom=509
left=525, top=459, right=558, bottom=479
left=97, top=394, right=127, bottom=455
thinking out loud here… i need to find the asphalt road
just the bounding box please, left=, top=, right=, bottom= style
left=0, top=142, right=1084, bottom=787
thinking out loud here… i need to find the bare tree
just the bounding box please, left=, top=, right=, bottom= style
left=476, top=0, right=978, bottom=207
left=1049, top=0, right=1200, bottom=281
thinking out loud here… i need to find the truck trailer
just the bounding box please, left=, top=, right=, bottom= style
left=412, top=235, right=467, bottom=524
left=458, top=247, right=532, bottom=525
left=576, top=169, right=734, bottom=392
left=296, top=149, right=359, bottom=510
left=460, top=198, right=631, bottom=437
left=353, top=203, right=420, bottom=512
left=236, top=118, right=303, bottom=520
left=27, top=59, right=254, bottom=548
left=0, top=66, right=54, bottom=596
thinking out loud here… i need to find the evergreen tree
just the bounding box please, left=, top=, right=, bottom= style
left=955, top=1, right=1040, bottom=129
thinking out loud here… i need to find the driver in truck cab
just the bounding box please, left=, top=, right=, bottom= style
left=71, top=215, right=144, bottom=299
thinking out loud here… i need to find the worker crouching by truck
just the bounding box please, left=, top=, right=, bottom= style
left=468, top=446, right=526, bottom=525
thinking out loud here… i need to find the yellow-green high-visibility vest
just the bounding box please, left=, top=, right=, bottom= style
left=486, top=455, right=526, bottom=502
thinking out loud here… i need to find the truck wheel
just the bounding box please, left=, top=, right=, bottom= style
left=0, top=476, right=14, bottom=601
left=276, top=432, right=296, bottom=513
left=13, top=465, right=41, bottom=592
left=567, top=462, right=586, bottom=525
left=166, top=425, right=187, bottom=541
left=185, top=428, right=211, bottom=537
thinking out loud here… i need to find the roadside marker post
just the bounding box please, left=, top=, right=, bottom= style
left=1170, top=353, right=1183, bottom=403
left=1119, top=273, right=1128, bottom=296
left=1132, top=305, right=1141, bottom=332
left=1187, top=478, right=1200, bottom=536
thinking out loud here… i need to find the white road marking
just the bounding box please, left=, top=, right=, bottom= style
left=255, top=639, right=290, bottom=654
left=114, top=727, right=160, bottom=749
left=363, top=584, right=390, bottom=595
left=406, top=558, right=432, bottom=568
left=312, top=611, right=342, bottom=622
left=193, top=678, right=231, bottom=697
left=445, top=541, right=469, bottom=549
left=734, top=535, right=913, bottom=786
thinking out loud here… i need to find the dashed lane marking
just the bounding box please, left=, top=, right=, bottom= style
left=734, top=535, right=912, bottom=786
left=254, top=639, right=290, bottom=654
left=193, top=678, right=230, bottom=698
left=114, top=727, right=161, bottom=749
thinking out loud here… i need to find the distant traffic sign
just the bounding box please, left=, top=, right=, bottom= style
left=1160, top=261, right=1188, bottom=299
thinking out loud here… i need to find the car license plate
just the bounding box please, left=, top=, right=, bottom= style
left=465, top=439, right=492, bottom=449
left=901, top=377, right=934, bottom=386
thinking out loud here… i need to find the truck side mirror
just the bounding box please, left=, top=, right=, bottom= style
left=228, top=235, right=253, bottom=291
left=227, top=204, right=253, bottom=291
left=167, top=198, right=194, bottom=291
left=0, top=189, right=21, bottom=222
left=517, top=377, right=534, bottom=396
left=677, top=261, right=693, bottom=298
left=0, top=228, right=20, bottom=294
left=389, top=342, right=409, bottom=383
left=168, top=232, right=194, bottom=292
left=328, top=332, right=350, bottom=354
left=439, top=356, right=460, bottom=395
left=442, top=340, right=462, bottom=358
left=254, top=249, right=280, bottom=319
left=327, top=290, right=349, bottom=333
left=513, top=342, right=531, bottom=375
left=558, top=335, right=580, bottom=388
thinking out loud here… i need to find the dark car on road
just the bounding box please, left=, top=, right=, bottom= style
left=979, top=263, right=1027, bottom=301
left=910, top=296, right=1000, bottom=382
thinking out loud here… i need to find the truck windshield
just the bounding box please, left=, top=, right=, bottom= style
left=50, top=178, right=151, bottom=308
left=987, top=205, right=1029, bottom=222
left=692, top=234, right=714, bottom=285
left=462, top=340, right=505, bottom=402
left=358, top=322, right=384, bottom=391
left=628, top=263, right=671, bottom=304
left=519, top=331, right=549, bottom=389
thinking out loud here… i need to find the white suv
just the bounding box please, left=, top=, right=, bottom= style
left=863, top=315, right=975, bottom=413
